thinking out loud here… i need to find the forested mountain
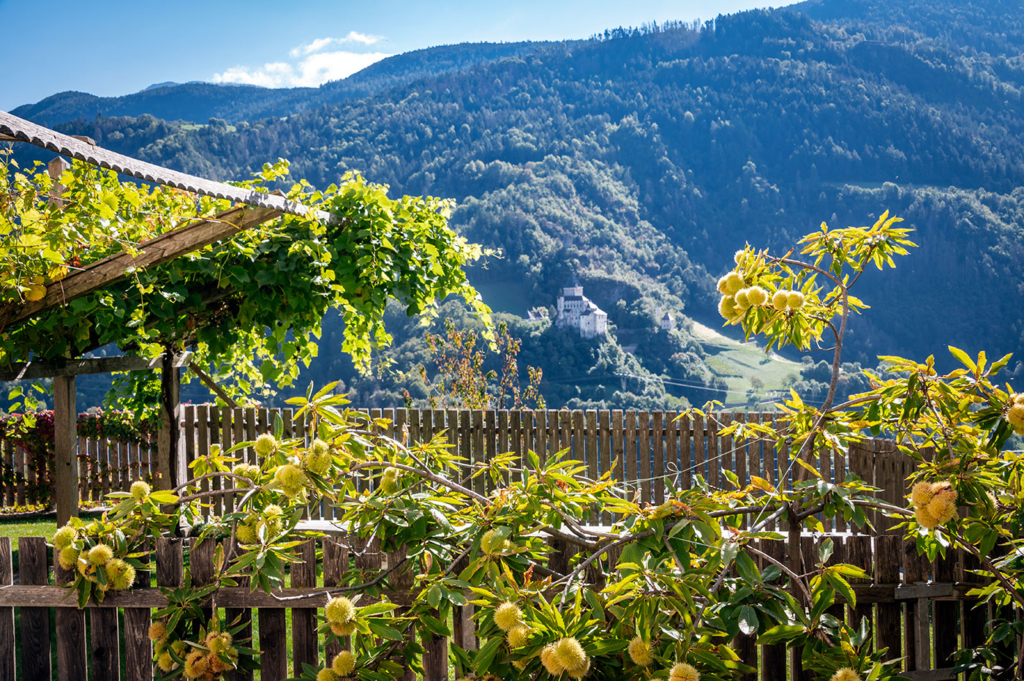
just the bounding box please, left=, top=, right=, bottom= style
left=12, top=0, right=1024, bottom=409
left=11, top=40, right=555, bottom=127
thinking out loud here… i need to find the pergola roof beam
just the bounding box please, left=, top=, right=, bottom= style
left=0, top=351, right=191, bottom=382
left=0, top=110, right=336, bottom=223
left=4, top=204, right=280, bottom=326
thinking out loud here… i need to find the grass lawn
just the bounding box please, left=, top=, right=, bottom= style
left=0, top=515, right=58, bottom=553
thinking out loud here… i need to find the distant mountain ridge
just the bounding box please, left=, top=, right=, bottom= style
left=12, top=0, right=1024, bottom=408
left=10, top=40, right=561, bottom=126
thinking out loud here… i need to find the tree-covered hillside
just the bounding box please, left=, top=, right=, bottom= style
left=14, top=0, right=1024, bottom=408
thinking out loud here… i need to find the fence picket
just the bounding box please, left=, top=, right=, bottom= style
left=20, top=537, right=50, bottom=681
left=0, top=538, right=14, bottom=681
left=322, top=537, right=349, bottom=662
left=90, top=597, right=121, bottom=681
left=483, top=409, right=496, bottom=493
left=624, top=411, right=637, bottom=502
left=291, top=540, right=318, bottom=676
left=638, top=410, right=650, bottom=504
left=584, top=410, right=598, bottom=522
left=55, top=534, right=88, bottom=680
left=594, top=411, right=607, bottom=523
left=651, top=411, right=664, bottom=505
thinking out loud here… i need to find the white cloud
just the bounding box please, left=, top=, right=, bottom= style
left=289, top=32, right=382, bottom=57
left=213, top=44, right=390, bottom=89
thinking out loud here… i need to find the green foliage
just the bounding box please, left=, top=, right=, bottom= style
left=34, top=2, right=1024, bottom=394
left=53, top=380, right=895, bottom=681
left=0, top=156, right=491, bottom=405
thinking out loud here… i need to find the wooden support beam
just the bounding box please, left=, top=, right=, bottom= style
left=157, top=353, right=181, bottom=492
left=902, top=670, right=957, bottom=681
left=188, top=362, right=239, bottom=408
left=0, top=352, right=191, bottom=382
left=53, top=376, right=77, bottom=525
left=2, top=204, right=280, bottom=327
left=0, top=585, right=414, bottom=608
left=895, top=582, right=955, bottom=600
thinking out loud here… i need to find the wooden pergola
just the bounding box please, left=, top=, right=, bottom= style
left=0, top=110, right=336, bottom=524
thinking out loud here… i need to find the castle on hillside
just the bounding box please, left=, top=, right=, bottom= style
left=656, top=308, right=675, bottom=331
left=555, top=274, right=608, bottom=338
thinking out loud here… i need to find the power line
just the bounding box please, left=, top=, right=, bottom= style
left=615, top=372, right=781, bottom=397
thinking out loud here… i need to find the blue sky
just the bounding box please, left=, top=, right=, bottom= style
left=0, top=0, right=792, bottom=111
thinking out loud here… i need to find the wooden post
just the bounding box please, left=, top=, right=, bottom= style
left=157, top=352, right=181, bottom=491
left=53, top=375, right=78, bottom=525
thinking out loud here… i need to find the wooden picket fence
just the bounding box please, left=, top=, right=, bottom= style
left=0, top=408, right=998, bottom=680
left=0, top=529, right=992, bottom=681
left=0, top=437, right=155, bottom=509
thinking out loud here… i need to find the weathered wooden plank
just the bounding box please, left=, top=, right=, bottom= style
left=746, top=413, right=763, bottom=526
left=99, top=438, right=113, bottom=497
left=624, top=411, right=637, bottom=501
left=707, top=414, right=720, bottom=492
left=510, top=410, right=523, bottom=483
left=19, top=537, right=51, bottom=681
left=388, top=545, right=417, bottom=681
left=14, top=445, right=25, bottom=507
left=323, top=537, right=350, bottom=662
left=902, top=535, right=928, bottom=673
left=0, top=583, right=416, bottom=608
left=119, top=440, right=130, bottom=491
left=586, top=410, right=599, bottom=522
left=572, top=409, right=585, bottom=471
left=664, top=410, right=677, bottom=492
left=183, top=404, right=196, bottom=499
left=534, top=410, right=547, bottom=466
left=963, top=550, right=991, bottom=671
left=722, top=412, right=736, bottom=497
left=652, top=411, right=664, bottom=505
left=256, top=499, right=288, bottom=680
left=680, top=413, right=692, bottom=490
left=90, top=604, right=121, bottom=681
left=196, top=405, right=210, bottom=517
left=258, top=608, right=288, bottom=681
left=422, top=628, right=449, bottom=681
left=638, top=410, right=651, bottom=505
left=767, top=413, right=784, bottom=531
left=0, top=538, right=14, bottom=681
left=0, top=352, right=190, bottom=382
left=759, top=538, right=786, bottom=681
left=936, top=548, right=962, bottom=672
left=55, top=533, right=88, bottom=680
left=483, top=409, right=496, bottom=493
left=599, top=410, right=612, bottom=524
left=54, top=375, right=78, bottom=524
left=847, top=535, right=874, bottom=647
left=472, top=410, right=485, bottom=496
left=292, top=540, right=318, bottom=677
left=695, top=413, right=709, bottom=487
left=3, top=442, right=13, bottom=506
left=245, top=407, right=258, bottom=463
left=559, top=409, right=571, bottom=459
left=123, top=607, right=153, bottom=681
left=849, top=440, right=875, bottom=532
left=875, top=535, right=902, bottom=659
left=878, top=440, right=904, bottom=534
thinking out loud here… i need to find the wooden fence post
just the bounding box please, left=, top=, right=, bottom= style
left=157, top=354, right=180, bottom=491
left=53, top=375, right=77, bottom=525
left=20, top=537, right=51, bottom=681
